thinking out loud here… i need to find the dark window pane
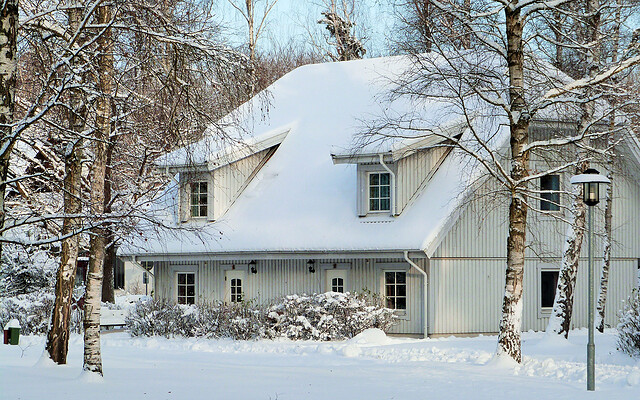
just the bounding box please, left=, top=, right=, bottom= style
left=380, top=199, right=390, bottom=211
left=380, top=173, right=390, bottom=185
left=187, top=286, right=195, bottom=296
left=385, top=272, right=394, bottom=284
left=386, top=298, right=394, bottom=309
left=541, top=271, right=559, bottom=308
left=397, top=284, right=406, bottom=297
left=370, top=199, right=379, bottom=211
left=178, top=286, right=186, bottom=296
left=200, top=182, right=207, bottom=193
left=370, top=174, right=379, bottom=185
left=178, top=274, right=185, bottom=284
left=380, top=186, right=390, bottom=198
left=541, top=175, right=560, bottom=211
left=178, top=297, right=185, bottom=304
left=370, top=186, right=379, bottom=198
left=396, top=272, right=406, bottom=284
left=386, top=284, right=395, bottom=296
left=187, top=274, right=194, bottom=284
left=186, top=297, right=194, bottom=305
left=397, top=297, right=407, bottom=310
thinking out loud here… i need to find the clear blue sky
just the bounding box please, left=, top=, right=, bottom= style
left=217, top=0, right=395, bottom=57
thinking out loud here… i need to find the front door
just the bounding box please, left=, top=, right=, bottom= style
left=225, top=269, right=246, bottom=303
left=325, top=269, right=348, bottom=293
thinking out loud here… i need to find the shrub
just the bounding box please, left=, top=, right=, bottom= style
left=266, top=292, right=396, bottom=340
left=618, top=289, right=640, bottom=358
left=126, top=292, right=396, bottom=340
left=0, top=290, right=83, bottom=335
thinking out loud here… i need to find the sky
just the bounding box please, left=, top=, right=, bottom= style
left=217, top=0, right=395, bottom=57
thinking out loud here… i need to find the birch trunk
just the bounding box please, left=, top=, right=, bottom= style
left=595, top=0, right=620, bottom=333
left=496, top=4, right=530, bottom=364
left=101, top=135, right=115, bottom=303
left=83, top=3, right=114, bottom=376
left=0, top=0, right=18, bottom=261
left=546, top=0, right=601, bottom=339
left=46, top=3, right=87, bottom=364
left=546, top=162, right=587, bottom=337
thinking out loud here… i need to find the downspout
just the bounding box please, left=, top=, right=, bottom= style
left=379, top=153, right=397, bottom=216
left=404, top=251, right=428, bottom=339
left=131, top=255, right=155, bottom=278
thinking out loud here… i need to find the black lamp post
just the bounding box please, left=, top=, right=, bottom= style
left=570, top=168, right=610, bottom=391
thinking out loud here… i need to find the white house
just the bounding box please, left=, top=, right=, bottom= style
left=119, top=55, right=640, bottom=336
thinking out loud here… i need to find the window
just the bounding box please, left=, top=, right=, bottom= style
left=190, top=181, right=208, bottom=218
left=540, top=270, right=559, bottom=308
left=141, top=261, right=154, bottom=271
left=331, top=277, right=344, bottom=293
left=384, top=271, right=407, bottom=310
left=541, top=174, right=560, bottom=211
left=369, top=172, right=391, bottom=212
left=230, top=278, right=243, bottom=303
left=177, top=272, right=196, bottom=305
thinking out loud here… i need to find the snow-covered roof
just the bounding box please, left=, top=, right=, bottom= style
left=118, top=54, right=521, bottom=258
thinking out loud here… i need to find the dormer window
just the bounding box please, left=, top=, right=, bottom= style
left=190, top=181, right=208, bottom=217
left=369, top=172, right=391, bottom=212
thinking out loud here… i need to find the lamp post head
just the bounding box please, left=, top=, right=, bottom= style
left=570, top=168, right=611, bottom=207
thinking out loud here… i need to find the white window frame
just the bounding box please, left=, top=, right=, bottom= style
left=190, top=180, right=209, bottom=218
left=357, top=163, right=396, bottom=217
left=379, top=264, right=410, bottom=318
left=177, top=272, right=196, bottom=305
left=171, top=265, right=198, bottom=305
left=538, top=264, right=559, bottom=318
left=367, top=171, right=391, bottom=213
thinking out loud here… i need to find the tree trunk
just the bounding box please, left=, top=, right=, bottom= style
left=0, top=0, right=18, bottom=261
left=496, top=5, right=529, bottom=364
left=546, top=0, right=601, bottom=339
left=46, top=3, right=86, bottom=365
left=83, top=3, right=114, bottom=376
left=595, top=0, right=620, bottom=333
left=101, top=132, right=115, bottom=303
left=595, top=155, right=613, bottom=332
left=546, top=162, right=587, bottom=338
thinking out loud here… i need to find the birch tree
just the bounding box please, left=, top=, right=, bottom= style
left=0, top=0, right=18, bottom=261
left=318, top=0, right=366, bottom=61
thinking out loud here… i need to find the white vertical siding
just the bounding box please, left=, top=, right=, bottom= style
left=212, top=148, right=273, bottom=220
left=397, top=147, right=449, bottom=213
left=154, top=257, right=426, bottom=335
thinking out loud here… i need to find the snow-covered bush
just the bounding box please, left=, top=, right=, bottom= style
left=126, top=300, right=266, bottom=339
left=0, top=290, right=83, bottom=335
left=126, top=292, right=396, bottom=340
left=618, top=289, right=640, bottom=358
left=266, top=292, right=396, bottom=340
left=0, top=244, right=57, bottom=296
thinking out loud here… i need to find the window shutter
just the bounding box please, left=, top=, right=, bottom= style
left=207, top=172, right=215, bottom=221
left=179, top=175, right=190, bottom=222
left=357, top=166, right=366, bottom=217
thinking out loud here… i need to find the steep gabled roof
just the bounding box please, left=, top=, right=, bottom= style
left=121, top=54, right=584, bottom=258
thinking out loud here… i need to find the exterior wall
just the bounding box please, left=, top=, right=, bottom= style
left=427, top=258, right=637, bottom=335
left=429, top=171, right=640, bottom=335
left=123, top=260, right=154, bottom=295
left=397, top=147, right=449, bottom=213
left=212, top=148, right=273, bottom=220
left=153, top=257, right=427, bottom=335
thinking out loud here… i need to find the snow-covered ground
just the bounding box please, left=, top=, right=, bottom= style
left=2, top=329, right=639, bottom=400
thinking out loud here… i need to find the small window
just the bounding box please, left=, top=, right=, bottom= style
left=141, top=261, right=154, bottom=271
left=384, top=271, right=407, bottom=310
left=331, top=277, right=344, bottom=293
left=177, top=272, right=196, bottom=305
left=369, top=172, right=391, bottom=212
left=540, top=270, right=559, bottom=308
left=541, top=175, right=560, bottom=211
left=230, top=278, right=243, bottom=303
left=190, top=181, right=208, bottom=218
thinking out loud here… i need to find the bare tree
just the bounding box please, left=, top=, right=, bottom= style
left=318, top=0, right=366, bottom=61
